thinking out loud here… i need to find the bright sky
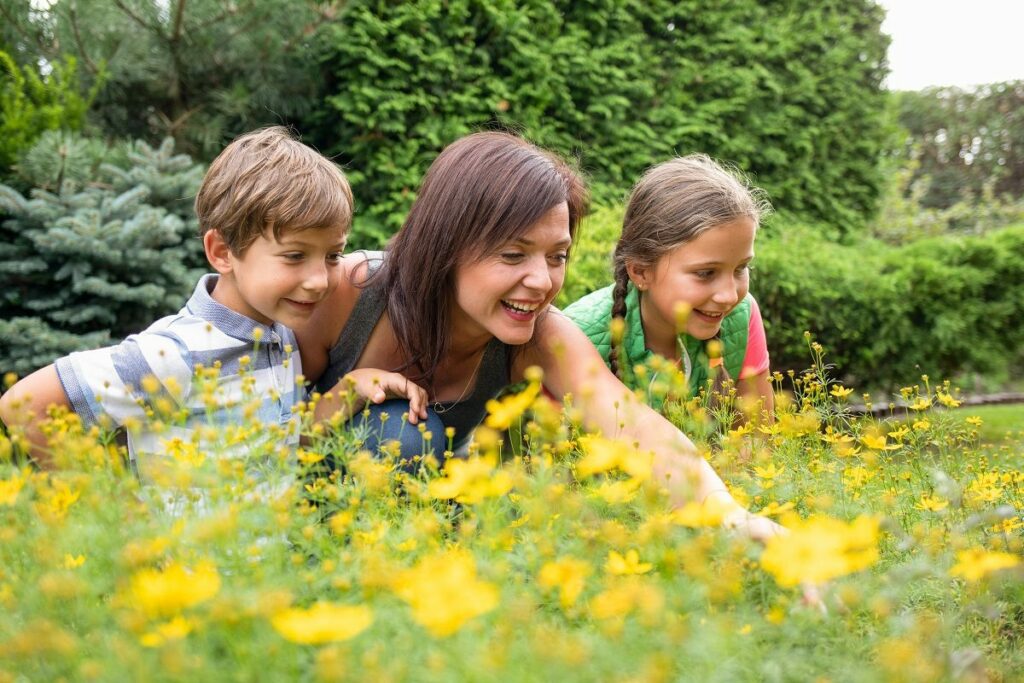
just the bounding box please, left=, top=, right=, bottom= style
left=878, top=0, right=1024, bottom=90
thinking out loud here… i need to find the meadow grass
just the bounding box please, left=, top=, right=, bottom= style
left=0, top=345, right=1021, bottom=682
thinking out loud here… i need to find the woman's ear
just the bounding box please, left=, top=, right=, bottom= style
left=625, top=261, right=651, bottom=292
left=203, top=230, right=234, bottom=275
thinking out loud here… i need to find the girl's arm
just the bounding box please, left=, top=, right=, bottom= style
left=519, top=309, right=783, bottom=541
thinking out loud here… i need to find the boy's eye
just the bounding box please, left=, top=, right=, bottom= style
left=283, top=252, right=304, bottom=261
left=736, top=264, right=751, bottom=275
left=327, top=252, right=343, bottom=263
left=548, top=252, right=569, bottom=266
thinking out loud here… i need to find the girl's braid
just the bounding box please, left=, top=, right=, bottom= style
left=608, top=255, right=631, bottom=379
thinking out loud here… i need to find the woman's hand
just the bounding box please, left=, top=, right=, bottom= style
left=342, top=369, right=429, bottom=424
left=315, top=369, right=429, bottom=425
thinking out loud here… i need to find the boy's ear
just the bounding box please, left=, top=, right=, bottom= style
left=203, top=230, right=234, bottom=274
left=625, top=262, right=651, bottom=292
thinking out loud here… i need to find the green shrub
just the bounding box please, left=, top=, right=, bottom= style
left=0, top=51, right=98, bottom=176
left=311, top=0, right=890, bottom=247
left=561, top=209, right=1024, bottom=391
left=0, top=135, right=206, bottom=375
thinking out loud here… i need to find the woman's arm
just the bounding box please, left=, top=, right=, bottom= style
left=518, top=309, right=782, bottom=540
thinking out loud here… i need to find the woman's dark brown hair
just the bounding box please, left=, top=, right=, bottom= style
left=381, top=131, right=588, bottom=389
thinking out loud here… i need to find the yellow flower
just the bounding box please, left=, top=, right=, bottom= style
left=760, top=515, right=880, bottom=587
left=590, top=579, right=663, bottom=621
left=485, top=381, right=541, bottom=430
left=129, top=561, right=221, bottom=617
left=950, top=548, right=1020, bottom=581
left=830, top=385, right=853, bottom=399
left=756, top=500, right=796, bottom=517
left=594, top=479, right=641, bottom=504
left=965, top=416, right=983, bottom=427
left=271, top=602, right=373, bottom=644
left=887, top=426, right=910, bottom=441
left=859, top=434, right=899, bottom=451
left=576, top=436, right=653, bottom=481
left=63, top=554, right=86, bottom=569
left=140, top=616, right=194, bottom=648
left=935, top=391, right=961, bottom=408
left=0, top=473, right=26, bottom=506
left=538, top=558, right=590, bottom=609
left=427, top=455, right=512, bottom=504
left=391, top=549, right=498, bottom=637
left=914, top=493, right=948, bottom=513
left=909, top=397, right=931, bottom=411
left=605, top=549, right=653, bottom=576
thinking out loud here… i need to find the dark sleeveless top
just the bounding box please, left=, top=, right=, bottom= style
left=314, top=254, right=512, bottom=448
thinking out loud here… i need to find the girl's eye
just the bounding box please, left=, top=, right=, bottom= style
left=736, top=264, right=751, bottom=275
left=695, top=270, right=715, bottom=280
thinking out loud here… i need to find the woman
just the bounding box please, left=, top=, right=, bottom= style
left=295, top=132, right=780, bottom=540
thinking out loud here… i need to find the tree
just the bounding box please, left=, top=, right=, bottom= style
left=310, top=0, right=891, bottom=245
left=0, top=0, right=345, bottom=159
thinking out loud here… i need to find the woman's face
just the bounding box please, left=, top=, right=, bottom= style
left=452, top=202, right=571, bottom=347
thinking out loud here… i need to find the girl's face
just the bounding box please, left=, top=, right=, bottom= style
left=452, top=202, right=571, bottom=347
left=629, top=217, right=756, bottom=341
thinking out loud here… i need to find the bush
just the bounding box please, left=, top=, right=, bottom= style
left=0, top=135, right=206, bottom=375
left=561, top=209, right=1024, bottom=391
left=311, top=0, right=890, bottom=247
left=0, top=51, right=98, bottom=176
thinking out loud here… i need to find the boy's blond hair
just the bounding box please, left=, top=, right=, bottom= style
left=195, top=126, right=353, bottom=254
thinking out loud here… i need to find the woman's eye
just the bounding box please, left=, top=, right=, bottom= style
left=501, top=252, right=525, bottom=263
left=695, top=270, right=715, bottom=280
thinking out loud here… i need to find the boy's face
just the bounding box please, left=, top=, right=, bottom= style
left=208, top=225, right=347, bottom=328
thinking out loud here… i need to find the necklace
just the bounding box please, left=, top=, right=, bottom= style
left=433, top=347, right=487, bottom=414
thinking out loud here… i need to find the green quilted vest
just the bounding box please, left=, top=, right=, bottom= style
left=562, top=282, right=752, bottom=407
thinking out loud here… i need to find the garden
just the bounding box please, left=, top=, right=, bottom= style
left=1, top=1, right=1022, bottom=680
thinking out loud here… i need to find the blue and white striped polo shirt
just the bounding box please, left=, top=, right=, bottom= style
left=55, top=274, right=303, bottom=486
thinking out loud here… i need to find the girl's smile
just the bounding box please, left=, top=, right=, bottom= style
left=630, top=216, right=757, bottom=348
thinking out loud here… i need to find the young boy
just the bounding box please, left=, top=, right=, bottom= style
left=0, top=126, right=424, bottom=481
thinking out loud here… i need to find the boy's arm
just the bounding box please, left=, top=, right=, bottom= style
left=0, top=364, right=72, bottom=469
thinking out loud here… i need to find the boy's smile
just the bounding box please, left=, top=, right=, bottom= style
left=208, top=225, right=347, bottom=329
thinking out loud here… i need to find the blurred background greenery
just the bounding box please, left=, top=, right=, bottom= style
left=1, top=0, right=1021, bottom=393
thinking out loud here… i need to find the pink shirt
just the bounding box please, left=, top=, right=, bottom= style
left=739, top=296, right=770, bottom=379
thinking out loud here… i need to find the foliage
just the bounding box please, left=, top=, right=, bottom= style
left=560, top=209, right=1024, bottom=391
left=872, top=153, right=1024, bottom=244
left=0, top=135, right=206, bottom=375
left=311, top=0, right=890, bottom=247
left=0, top=358, right=1021, bottom=679
left=0, top=0, right=344, bottom=160
left=892, top=81, right=1024, bottom=211
left=0, top=50, right=98, bottom=176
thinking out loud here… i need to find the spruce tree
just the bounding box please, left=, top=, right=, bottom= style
left=0, top=133, right=205, bottom=375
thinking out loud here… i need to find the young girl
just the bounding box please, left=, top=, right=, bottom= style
left=563, top=155, right=773, bottom=418
left=296, top=134, right=782, bottom=541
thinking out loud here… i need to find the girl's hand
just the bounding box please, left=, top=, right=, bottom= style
left=341, top=369, right=429, bottom=424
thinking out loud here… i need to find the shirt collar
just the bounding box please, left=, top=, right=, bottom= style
left=186, top=274, right=286, bottom=347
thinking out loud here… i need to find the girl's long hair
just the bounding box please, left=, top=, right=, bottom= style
left=380, top=132, right=588, bottom=390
